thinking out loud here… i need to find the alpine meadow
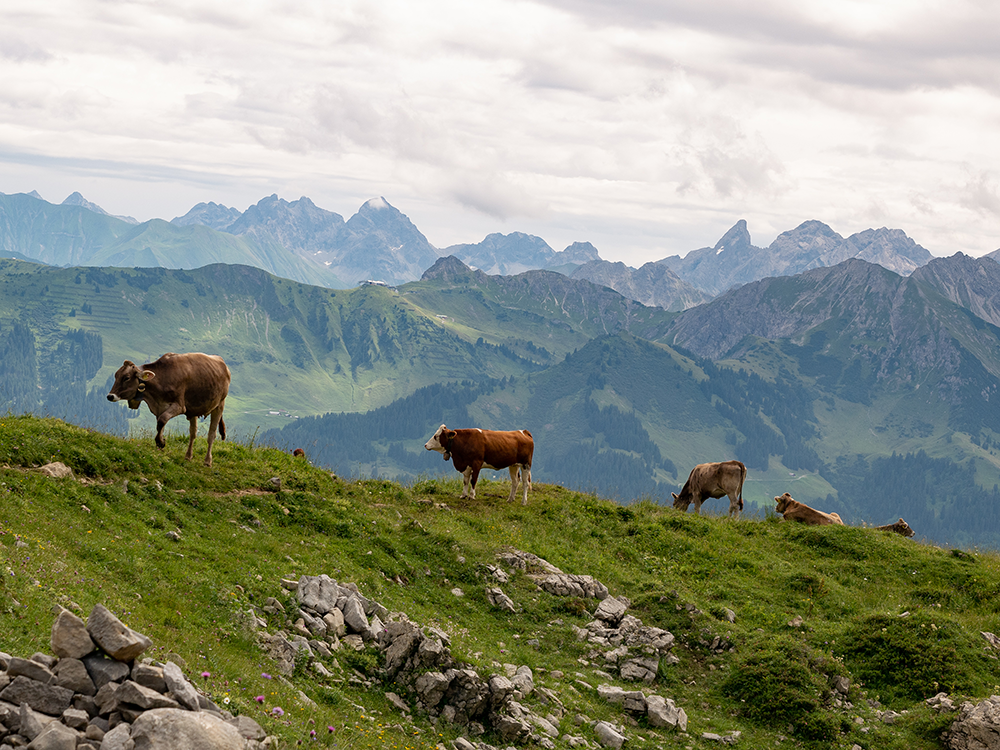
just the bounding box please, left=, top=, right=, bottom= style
left=6, top=191, right=1000, bottom=749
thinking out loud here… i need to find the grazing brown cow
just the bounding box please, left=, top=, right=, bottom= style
left=876, top=518, right=915, bottom=537
left=424, top=424, right=534, bottom=503
left=107, top=352, right=231, bottom=467
left=774, top=493, right=844, bottom=526
left=292, top=448, right=306, bottom=458
left=672, top=460, right=747, bottom=517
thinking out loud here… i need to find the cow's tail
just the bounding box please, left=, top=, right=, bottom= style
left=219, top=417, right=227, bottom=442
left=737, top=461, right=747, bottom=512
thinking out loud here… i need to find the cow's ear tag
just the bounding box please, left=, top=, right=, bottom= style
left=140, top=371, right=155, bottom=381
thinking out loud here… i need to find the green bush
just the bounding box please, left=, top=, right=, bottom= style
left=719, top=633, right=842, bottom=742
left=839, top=611, right=999, bottom=707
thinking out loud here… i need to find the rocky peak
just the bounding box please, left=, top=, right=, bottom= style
left=713, top=219, right=753, bottom=255
left=559, top=241, right=601, bottom=264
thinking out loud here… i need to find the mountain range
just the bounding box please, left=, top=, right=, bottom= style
left=4, top=243, right=1000, bottom=546
left=2, top=189, right=948, bottom=308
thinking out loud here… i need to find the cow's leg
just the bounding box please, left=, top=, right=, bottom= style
left=204, top=405, right=225, bottom=467
left=461, top=467, right=473, bottom=498
left=728, top=492, right=740, bottom=517
left=464, top=462, right=483, bottom=499
left=521, top=465, right=532, bottom=505
left=185, top=417, right=198, bottom=461
left=154, top=404, right=185, bottom=450
left=507, top=466, right=520, bottom=503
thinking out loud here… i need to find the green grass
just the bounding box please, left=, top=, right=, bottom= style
left=3, top=414, right=1000, bottom=749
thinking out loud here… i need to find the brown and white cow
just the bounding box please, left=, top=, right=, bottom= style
left=107, top=352, right=231, bottom=467
left=774, top=493, right=844, bottom=526
left=424, top=424, right=534, bottom=504
left=672, top=460, right=746, bottom=517
left=875, top=518, right=915, bottom=537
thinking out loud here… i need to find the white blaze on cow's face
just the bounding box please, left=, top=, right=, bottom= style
left=424, top=424, right=447, bottom=453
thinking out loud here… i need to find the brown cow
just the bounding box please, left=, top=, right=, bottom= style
left=875, top=518, right=915, bottom=537
left=774, top=493, right=844, bottom=526
left=672, top=460, right=746, bottom=516
left=107, top=352, right=231, bottom=467
left=424, top=424, right=533, bottom=503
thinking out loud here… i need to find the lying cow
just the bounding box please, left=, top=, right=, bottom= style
left=107, top=352, right=231, bottom=467
left=424, top=424, right=533, bottom=504
left=875, top=518, right=915, bottom=538
left=672, top=460, right=747, bottom=517
left=774, top=493, right=844, bottom=526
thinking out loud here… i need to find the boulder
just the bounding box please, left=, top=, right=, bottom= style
left=128, top=707, right=244, bottom=749
left=50, top=609, right=96, bottom=660
left=594, top=721, right=627, bottom=749
left=86, top=604, right=152, bottom=662
left=646, top=694, right=687, bottom=731
left=944, top=695, right=1000, bottom=750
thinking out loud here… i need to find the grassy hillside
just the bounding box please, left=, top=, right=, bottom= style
left=3, top=415, right=1000, bottom=749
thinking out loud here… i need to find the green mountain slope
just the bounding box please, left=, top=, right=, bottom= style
left=0, top=260, right=546, bottom=431
left=3, top=415, right=1000, bottom=750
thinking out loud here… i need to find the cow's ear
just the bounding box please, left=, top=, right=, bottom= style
left=140, top=370, right=155, bottom=381
left=446, top=430, right=457, bottom=440
left=671, top=493, right=679, bottom=500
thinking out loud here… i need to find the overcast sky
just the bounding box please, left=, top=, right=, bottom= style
left=1, top=0, right=998, bottom=266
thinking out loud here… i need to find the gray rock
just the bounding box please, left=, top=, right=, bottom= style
left=486, top=588, right=516, bottom=613
left=594, top=597, right=628, bottom=626
left=322, top=609, right=346, bottom=638
left=129, top=707, right=244, bottom=749
left=54, top=658, right=96, bottom=696
left=20, top=701, right=57, bottom=740
left=50, top=609, right=95, bottom=659
left=86, top=605, right=152, bottom=662
left=414, top=671, right=450, bottom=709
left=82, top=653, right=130, bottom=690
left=61, top=706, right=90, bottom=729
left=646, top=694, right=687, bottom=731
left=0, top=676, right=74, bottom=716
left=115, top=681, right=181, bottom=711
left=161, top=662, right=200, bottom=712
left=28, top=719, right=80, bottom=749
left=99, top=722, right=133, bottom=750
left=131, top=664, right=166, bottom=694
left=227, top=714, right=266, bottom=741
left=594, top=721, right=626, bottom=749
left=944, top=695, right=1000, bottom=750
left=342, top=596, right=369, bottom=634
left=7, top=656, right=56, bottom=683
left=39, top=462, right=73, bottom=479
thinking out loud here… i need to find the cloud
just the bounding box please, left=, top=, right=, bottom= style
left=962, top=170, right=1000, bottom=217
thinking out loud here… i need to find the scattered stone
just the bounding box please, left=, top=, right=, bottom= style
left=943, top=695, right=1000, bottom=749
left=39, top=461, right=73, bottom=478
left=594, top=721, right=627, bottom=749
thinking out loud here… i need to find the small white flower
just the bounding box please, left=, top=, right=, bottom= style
left=224, top=697, right=230, bottom=705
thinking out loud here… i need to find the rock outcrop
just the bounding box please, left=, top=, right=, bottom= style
left=0, top=606, right=272, bottom=749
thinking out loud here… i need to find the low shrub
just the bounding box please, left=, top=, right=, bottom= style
left=719, top=633, right=843, bottom=742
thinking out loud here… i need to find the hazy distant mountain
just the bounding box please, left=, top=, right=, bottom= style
left=0, top=192, right=343, bottom=287
left=659, top=219, right=934, bottom=295
left=61, top=192, right=139, bottom=224
left=911, top=252, right=1000, bottom=329
left=444, top=232, right=557, bottom=275
left=171, top=201, right=243, bottom=231
left=570, top=259, right=711, bottom=311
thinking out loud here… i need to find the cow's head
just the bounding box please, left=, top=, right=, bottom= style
left=671, top=490, right=691, bottom=511
left=774, top=492, right=794, bottom=514
left=894, top=518, right=915, bottom=537
left=107, top=360, right=155, bottom=409
left=424, top=424, right=457, bottom=461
